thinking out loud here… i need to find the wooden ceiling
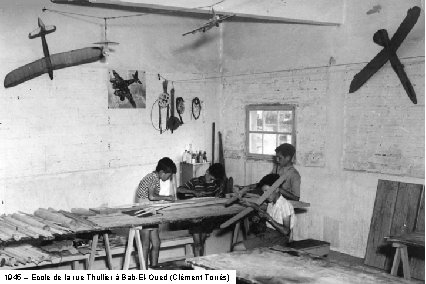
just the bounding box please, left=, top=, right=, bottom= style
left=50, top=0, right=344, bottom=26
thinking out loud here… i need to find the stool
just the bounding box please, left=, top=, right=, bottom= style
left=390, top=243, right=411, bottom=280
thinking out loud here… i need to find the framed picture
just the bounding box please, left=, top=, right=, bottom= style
left=108, top=69, right=146, bottom=108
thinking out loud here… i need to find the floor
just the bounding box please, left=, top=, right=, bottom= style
left=152, top=249, right=365, bottom=270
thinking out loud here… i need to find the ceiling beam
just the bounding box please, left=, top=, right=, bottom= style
left=51, top=0, right=344, bottom=26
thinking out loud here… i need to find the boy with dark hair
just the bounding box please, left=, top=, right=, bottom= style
left=272, top=143, right=301, bottom=201
left=177, top=163, right=226, bottom=199
left=177, top=163, right=226, bottom=256
left=135, top=157, right=176, bottom=268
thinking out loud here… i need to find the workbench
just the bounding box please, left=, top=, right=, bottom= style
left=385, top=231, right=425, bottom=280
left=0, top=197, right=310, bottom=270
left=186, top=246, right=421, bottom=284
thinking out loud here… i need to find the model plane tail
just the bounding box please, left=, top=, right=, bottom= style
left=29, top=18, right=56, bottom=39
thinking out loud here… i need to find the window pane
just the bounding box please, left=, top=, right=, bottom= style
left=278, top=123, right=292, bottom=133
left=249, top=133, right=262, bottom=154
left=263, top=134, right=277, bottom=155
left=249, top=111, right=263, bottom=131
left=263, top=111, right=278, bottom=132
left=278, top=110, right=293, bottom=123
left=278, top=134, right=292, bottom=145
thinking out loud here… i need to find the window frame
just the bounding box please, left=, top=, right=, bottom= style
left=245, top=104, right=296, bottom=160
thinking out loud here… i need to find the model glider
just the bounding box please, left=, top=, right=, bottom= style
left=4, top=18, right=104, bottom=88
left=349, top=6, right=421, bottom=104
left=182, top=8, right=235, bottom=36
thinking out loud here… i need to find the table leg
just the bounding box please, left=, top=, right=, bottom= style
left=103, top=233, right=113, bottom=270
left=123, top=228, right=136, bottom=270
left=400, top=245, right=411, bottom=280
left=88, top=234, right=99, bottom=270
left=390, top=246, right=401, bottom=276
left=230, top=222, right=240, bottom=252
left=134, top=229, right=146, bottom=270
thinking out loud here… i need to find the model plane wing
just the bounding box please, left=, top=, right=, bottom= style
left=217, top=14, right=235, bottom=22
left=4, top=47, right=103, bottom=88
left=182, top=25, right=209, bottom=36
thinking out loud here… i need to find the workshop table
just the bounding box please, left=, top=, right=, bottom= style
left=186, top=246, right=420, bottom=284
left=87, top=197, right=310, bottom=270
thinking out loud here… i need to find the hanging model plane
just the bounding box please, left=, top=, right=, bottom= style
left=182, top=8, right=235, bottom=36
left=109, top=70, right=142, bottom=108
left=4, top=18, right=104, bottom=88
left=349, top=6, right=421, bottom=104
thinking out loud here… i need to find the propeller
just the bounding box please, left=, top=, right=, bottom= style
left=93, top=18, right=119, bottom=62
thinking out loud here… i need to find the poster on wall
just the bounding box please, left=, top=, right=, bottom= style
left=108, top=69, right=146, bottom=109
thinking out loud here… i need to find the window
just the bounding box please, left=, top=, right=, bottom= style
left=246, top=104, right=295, bottom=159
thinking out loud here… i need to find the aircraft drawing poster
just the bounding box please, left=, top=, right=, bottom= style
left=108, top=69, right=146, bottom=109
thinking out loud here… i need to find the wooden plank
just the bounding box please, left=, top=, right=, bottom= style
left=364, top=180, right=399, bottom=269
left=220, top=174, right=287, bottom=229
left=411, top=186, right=425, bottom=280
left=384, top=182, right=423, bottom=271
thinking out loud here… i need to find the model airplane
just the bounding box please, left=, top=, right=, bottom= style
left=349, top=6, right=421, bottom=104
left=110, top=70, right=142, bottom=108
left=4, top=18, right=104, bottom=88
left=182, top=8, right=235, bottom=36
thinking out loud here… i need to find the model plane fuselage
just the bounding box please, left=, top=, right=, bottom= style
left=29, top=18, right=56, bottom=79
left=182, top=9, right=235, bottom=36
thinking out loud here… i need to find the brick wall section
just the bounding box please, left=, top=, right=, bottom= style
left=343, top=59, right=425, bottom=178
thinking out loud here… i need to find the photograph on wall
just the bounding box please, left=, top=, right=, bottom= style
left=108, top=69, right=146, bottom=109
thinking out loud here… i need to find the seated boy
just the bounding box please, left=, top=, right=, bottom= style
left=272, top=143, right=301, bottom=201
left=177, top=163, right=226, bottom=256
left=233, top=173, right=295, bottom=251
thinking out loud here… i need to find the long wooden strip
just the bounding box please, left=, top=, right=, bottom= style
left=0, top=221, right=29, bottom=240
left=0, top=231, right=12, bottom=242
left=12, top=213, right=50, bottom=231
left=220, top=174, right=287, bottom=229
left=34, top=208, right=77, bottom=228
left=4, top=216, right=53, bottom=238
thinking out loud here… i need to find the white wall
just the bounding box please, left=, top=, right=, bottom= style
left=0, top=0, right=222, bottom=213
left=219, top=0, right=425, bottom=258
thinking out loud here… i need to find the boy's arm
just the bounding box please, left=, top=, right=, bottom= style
left=279, top=173, right=301, bottom=201
left=279, top=189, right=300, bottom=201
left=148, top=187, right=174, bottom=201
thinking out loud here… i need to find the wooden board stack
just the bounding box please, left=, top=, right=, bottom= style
left=0, top=208, right=101, bottom=243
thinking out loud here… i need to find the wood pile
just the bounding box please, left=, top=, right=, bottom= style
left=0, top=244, right=52, bottom=267
left=0, top=208, right=101, bottom=243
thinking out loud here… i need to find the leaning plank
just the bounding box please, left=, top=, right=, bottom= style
left=220, top=174, right=287, bottom=229
left=411, top=186, right=425, bottom=280
left=385, top=182, right=423, bottom=271
left=364, top=180, right=399, bottom=269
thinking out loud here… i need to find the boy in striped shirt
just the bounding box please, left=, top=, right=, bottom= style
left=135, top=157, right=176, bottom=268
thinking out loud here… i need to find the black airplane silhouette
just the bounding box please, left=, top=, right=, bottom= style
left=110, top=70, right=142, bottom=108
left=349, top=6, right=421, bottom=104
